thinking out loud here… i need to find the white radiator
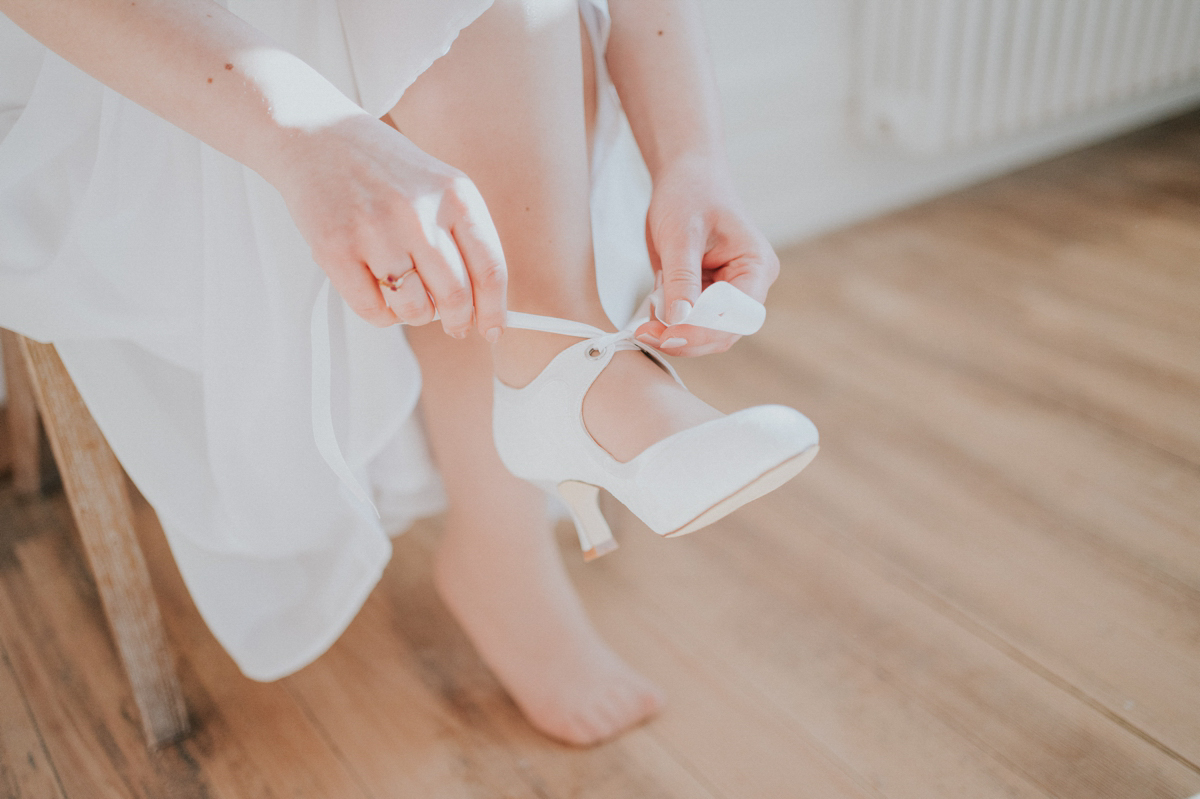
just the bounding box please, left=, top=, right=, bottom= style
left=856, top=0, right=1200, bottom=153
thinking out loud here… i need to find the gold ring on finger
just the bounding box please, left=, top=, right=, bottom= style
left=378, top=267, right=418, bottom=292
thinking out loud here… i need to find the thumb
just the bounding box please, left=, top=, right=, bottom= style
left=657, top=227, right=705, bottom=327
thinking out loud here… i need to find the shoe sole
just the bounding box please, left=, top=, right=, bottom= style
left=662, top=444, right=819, bottom=539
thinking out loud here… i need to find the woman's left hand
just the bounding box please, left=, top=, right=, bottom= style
left=634, top=155, right=780, bottom=357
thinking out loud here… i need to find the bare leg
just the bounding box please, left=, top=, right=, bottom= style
left=389, top=0, right=720, bottom=467
left=392, top=1, right=668, bottom=745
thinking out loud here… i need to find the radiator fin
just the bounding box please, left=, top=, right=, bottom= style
left=857, top=0, right=1200, bottom=152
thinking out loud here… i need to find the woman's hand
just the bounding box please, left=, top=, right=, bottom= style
left=268, top=113, right=508, bottom=340
left=605, top=0, right=773, bottom=355
left=2, top=0, right=506, bottom=337
left=1, top=0, right=508, bottom=338
left=634, top=154, right=779, bottom=356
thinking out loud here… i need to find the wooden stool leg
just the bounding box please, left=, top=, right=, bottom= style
left=1, top=329, right=44, bottom=495
left=17, top=335, right=189, bottom=747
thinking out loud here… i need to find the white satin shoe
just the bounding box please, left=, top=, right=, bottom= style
left=492, top=283, right=819, bottom=559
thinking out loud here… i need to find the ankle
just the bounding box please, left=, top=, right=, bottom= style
left=494, top=294, right=614, bottom=386
left=506, top=293, right=610, bottom=328
left=493, top=327, right=601, bottom=388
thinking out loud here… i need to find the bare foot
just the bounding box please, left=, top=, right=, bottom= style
left=433, top=497, right=665, bottom=746
left=494, top=328, right=723, bottom=462
left=406, top=320, right=663, bottom=745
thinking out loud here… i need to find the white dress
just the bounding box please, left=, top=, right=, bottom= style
left=0, top=0, right=652, bottom=679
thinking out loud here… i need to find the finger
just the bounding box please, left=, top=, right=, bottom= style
left=656, top=326, right=739, bottom=357
left=655, top=222, right=706, bottom=326
left=677, top=332, right=739, bottom=357
left=328, top=260, right=399, bottom=328
left=714, top=253, right=775, bottom=303
left=633, top=318, right=667, bottom=349
left=634, top=319, right=737, bottom=357
left=452, top=213, right=508, bottom=342
left=414, top=229, right=475, bottom=338
left=380, top=265, right=436, bottom=326
left=657, top=254, right=774, bottom=350
left=446, top=180, right=507, bottom=341
left=632, top=270, right=666, bottom=345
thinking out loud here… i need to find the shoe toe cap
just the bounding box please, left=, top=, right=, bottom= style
left=630, top=404, right=818, bottom=534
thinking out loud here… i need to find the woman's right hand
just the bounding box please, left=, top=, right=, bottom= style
left=1, top=0, right=507, bottom=338
left=267, top=112, right=508, bottom=340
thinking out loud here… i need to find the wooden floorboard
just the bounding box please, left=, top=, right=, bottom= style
left=588, top=491, right=1198, bottom=799
left=0, top=635, right=64, bottom=799
left=3, top=110, right=1200, bottom=798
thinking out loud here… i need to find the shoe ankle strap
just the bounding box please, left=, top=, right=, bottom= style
left=503, top=281, right=767, bottom=340
left=503, top=311, right=614, bottom=339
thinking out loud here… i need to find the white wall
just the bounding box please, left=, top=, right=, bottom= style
left=703, top=0, right=1200, bottom=247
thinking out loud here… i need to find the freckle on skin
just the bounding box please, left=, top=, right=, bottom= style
left=224, top=63, right=233, bottom=70
left=207, top=77, right=213, bottom=84
left=657, top=29, right=664, bottom=36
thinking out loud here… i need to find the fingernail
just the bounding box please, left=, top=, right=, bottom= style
left=484, top=326, right=503, bottom=344
left=666, top=299, right=692, bottom=326
left=636, top=333, right=660, bottom=346
left=661, top=337, right=687, bottom=349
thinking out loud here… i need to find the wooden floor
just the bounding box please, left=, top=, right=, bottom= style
left=3, top=110, right=1200, bottom=799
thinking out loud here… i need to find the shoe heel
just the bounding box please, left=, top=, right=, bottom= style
left=557, top=481, right=618, bottom=561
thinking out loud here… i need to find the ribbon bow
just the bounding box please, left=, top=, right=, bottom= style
left=504, top=279, right=767, bottom=346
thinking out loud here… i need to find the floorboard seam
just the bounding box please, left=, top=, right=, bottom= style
left=850, top=302, right=1200, bottom=477
left=281, top=681, right=377, bottom=799
left=746, top=334, right=1200, bottom=604
left=711, top=516, right=1072, bottom=799
left=814, top=515, right=1200, bottom=778
left=0, top=628, right=70, bottom=799
left=644, top=727, right=729, bottom=799
left=618, top=571, right=883, bottom=799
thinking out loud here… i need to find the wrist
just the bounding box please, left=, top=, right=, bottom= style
left=250, top=107, right=380, bottom=189
left=653, top=142, right=730, bottom=179
left=225, top=50, right=376, bottom=187
left=652, top=148, right=738, bottom=196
